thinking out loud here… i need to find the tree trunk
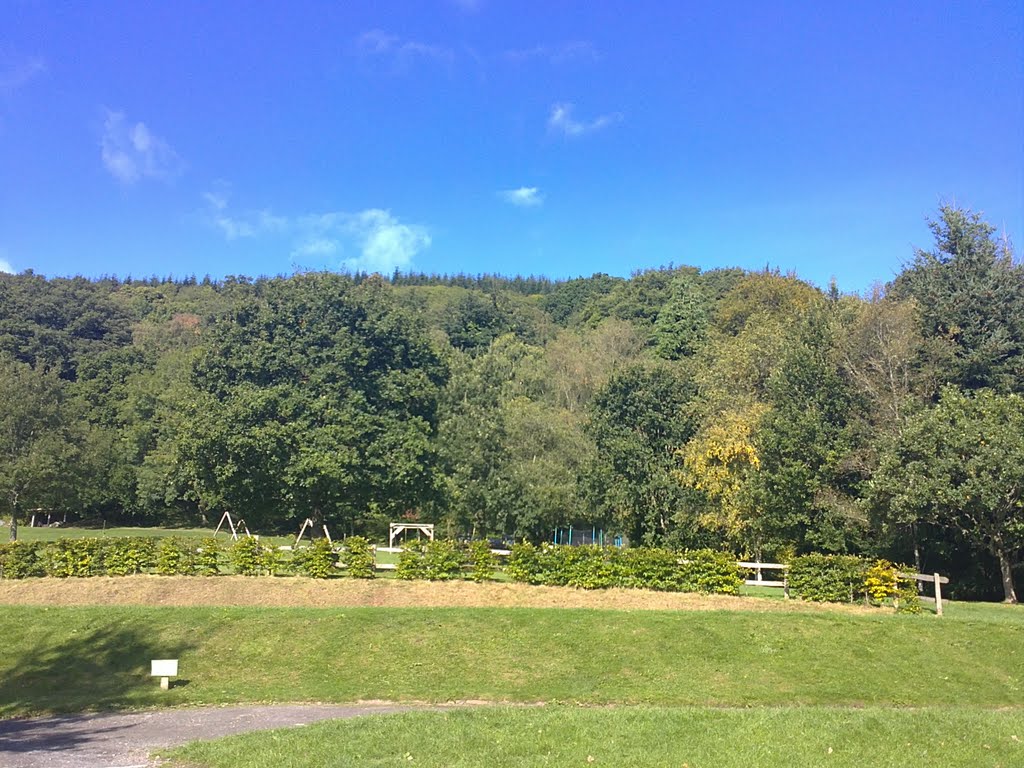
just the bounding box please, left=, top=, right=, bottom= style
left=9, top=494, right=18, bottom=542
left=997, top=548, right=1017, bottom=604
left=911, top=523, right=923, bottom=594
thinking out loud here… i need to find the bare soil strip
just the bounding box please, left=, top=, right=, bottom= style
left=0, top=576, right=872, bottom=614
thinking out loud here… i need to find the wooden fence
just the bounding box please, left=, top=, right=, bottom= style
left=371, top=548, right=949, bottom=615
left=900, top=572, right=949, bottom=616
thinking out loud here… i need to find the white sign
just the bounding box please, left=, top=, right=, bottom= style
left=151, top=659, right=179, bottom=677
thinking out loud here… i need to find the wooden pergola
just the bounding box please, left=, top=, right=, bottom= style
left=388, top=522, right=434, bottom=548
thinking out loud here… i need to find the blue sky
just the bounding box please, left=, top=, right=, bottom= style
left=1, top=1, right=1021, bottom=293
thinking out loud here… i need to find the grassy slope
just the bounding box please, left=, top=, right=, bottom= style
left=1, top=604, right=1020, bottom=717
left=165, top=706, right=1024, bottom=768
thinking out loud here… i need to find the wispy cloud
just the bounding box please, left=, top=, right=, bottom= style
left=203, top=192, right=430, bottom=274
left=500, top=186, right=544, bottom=207
left=548, top=102, right=622, bottom=138
left=212, top=209, right=287, bottom=241
left=502, top=42, right=598, bottom=65
left=298, top=209, right=431, bottom=273
left=356, top=30, right=454, bottom=69
left=0, top=56, right=46, bottom=94
left=101, top=110, right=182, bottom=184
left=0, top=256, right=13, bottom=274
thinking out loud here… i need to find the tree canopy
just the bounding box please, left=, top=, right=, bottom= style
left=0, top=205, right=1020, bottom=599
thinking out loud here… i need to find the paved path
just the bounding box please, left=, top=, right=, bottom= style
left=0, top=703, right=420, bottom=768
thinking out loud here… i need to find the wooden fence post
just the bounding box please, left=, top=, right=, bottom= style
left=934, top=572, right=943, bottom=617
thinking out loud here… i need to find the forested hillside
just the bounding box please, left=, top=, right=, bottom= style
left=2, top=206, right=1022, bottom=600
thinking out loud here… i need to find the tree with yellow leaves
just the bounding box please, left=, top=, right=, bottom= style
left=675, top=403, right=768, bottom=547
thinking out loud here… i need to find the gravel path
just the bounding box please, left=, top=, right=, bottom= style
left=0, top=703, right=422, bottom=768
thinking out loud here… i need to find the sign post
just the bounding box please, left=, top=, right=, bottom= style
left=151, top=659, right=179, bottom=690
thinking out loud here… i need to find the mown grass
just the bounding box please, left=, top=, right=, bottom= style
left=0, top=603, right=1020, bottom=718
left=14, top=526, right=271, bottom=544
left=163, top=705, right=1024, bottom=768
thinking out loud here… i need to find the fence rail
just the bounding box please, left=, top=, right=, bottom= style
left=738, top=561, right=788, bottom=590
left=370, top=547, right=948, bottom=614
left=900, top=572, right=948, bottom=616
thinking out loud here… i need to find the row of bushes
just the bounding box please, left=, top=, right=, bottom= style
left=395, top=539, right=498, bottom=582
left=0, top=537, right=922, bottom=610
left=0, top=538, right=220, bottom=578
left=0, top=536, right=378, bottom=580
left=786, top=554, right=921, bottom=612
left=506, top=544, right=742, bottom=594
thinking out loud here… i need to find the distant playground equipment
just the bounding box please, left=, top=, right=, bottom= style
left=213, top=511, right=251, bottom=540
left=387, top=522, right=434, bottom=548
left=553, top=526, right=622, bottom=547
left=294, top=517, right=334, bottom=547
left=27, top=508, right=67, bottom=527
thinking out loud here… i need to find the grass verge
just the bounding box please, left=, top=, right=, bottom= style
left=163, top=705, right=1024, bottom=768
left=0, top=604, right=1020, bottom=718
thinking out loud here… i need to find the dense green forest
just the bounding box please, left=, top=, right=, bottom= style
left=1, top=206, right=1022, bottom=601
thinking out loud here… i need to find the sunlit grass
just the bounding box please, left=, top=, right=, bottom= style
left=0, top=603, right=1020, bottom=718
left=163, top=705, right=1024, bottom=768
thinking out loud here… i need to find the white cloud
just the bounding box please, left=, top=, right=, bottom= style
left=203, top=184, right=287, bottom=241
left=299, top=209, right=431, bottom=273
left=500, top=186, right=543, bottom=207
left=203, top=189, right=228, bottom=211
left=356, top=30, right=454, bottom=67
left=292, top=237, right=340, bottom=258
left=0, top=258, right=13, bottom=274
left=502, top=42, right=598, bottom=65
left=101, top=110, right=182, bottom=184
left=203, top=192, right=430, bottom=274
left=548, top=102, right=622, bottom=137
left=211, top=210, right=286, bottom=241
left=0, top=56, right=46, bottom=94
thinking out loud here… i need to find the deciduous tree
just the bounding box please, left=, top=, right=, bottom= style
left=870, top=387, right=1024, bottom=602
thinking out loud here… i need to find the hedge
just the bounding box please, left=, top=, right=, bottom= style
left=786, top=554, right=922, bottom=611
left=507, top=544, right=741, bottom=594
left=0, top=537, right=921, bottom=611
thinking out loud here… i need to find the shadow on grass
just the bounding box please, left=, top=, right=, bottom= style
left=0, top=622, right=195, bottom=719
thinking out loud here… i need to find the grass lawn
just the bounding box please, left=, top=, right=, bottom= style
left=0, top=603, right=1020, bottom=718
left=13, top=525, right=278, bottom=544
left=162, top=705, right=1024, bottom=768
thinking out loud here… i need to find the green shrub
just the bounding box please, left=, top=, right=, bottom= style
left=467, top=540, right=497, bottom=582
left=536, top=544, right=573, bottom=586
left=156, top=537, right=197, bottom=576
left=102, top=537, right=156, bottom=575
left=423, top=539, right=465, bottom=580
left=678, top=549, right=742, bottom=595
left=396, top=540, right=428, bottom=580
left=788, top=554, right=866, bottom=602
left=194, top=538, right=222, bottom=576
left=560, top=545, right=615, bottom=589
left=295, top=538, right=338, bottom=579
left=510, top=544, right=737, bottom=593
left=228, top=536, right=274, bottom=576
left=507, top=541, right=542, bottom=584
left=262, top=545, right=288, bottom=576
left=612, top=547, right=685, bottom=591
left=339, top=536, right=375, bottom=579
left=0, top=541, right=45, bottom=578
left=395, top=539, right=465, bottom=581
left=44, top=539, right=104, bottom=577
left=895, top=572, right=923, bottom=614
